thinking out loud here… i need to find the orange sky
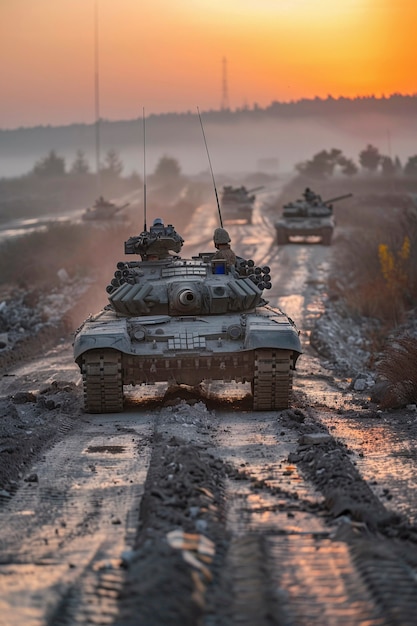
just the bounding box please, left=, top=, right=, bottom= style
left=1, top=0, right=416, bottom=129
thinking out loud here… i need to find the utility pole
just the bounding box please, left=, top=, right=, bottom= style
left=94, top=0, right=101, bottom=196
left=221, top=56, right=229, bottom=110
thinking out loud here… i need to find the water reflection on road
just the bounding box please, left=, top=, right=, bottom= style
left=0, top=211, right=85, bottom=243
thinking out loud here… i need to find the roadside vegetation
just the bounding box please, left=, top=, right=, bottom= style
left=376, top=336, right=417, bottom=408
left=0, top=221, right=132, bottom=289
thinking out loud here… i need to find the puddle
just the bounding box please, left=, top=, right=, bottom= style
left=86, top=445, right=126, bottom=454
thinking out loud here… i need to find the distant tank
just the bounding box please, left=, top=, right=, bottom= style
left=82, top=196, right=129, bottom=221
left=275, top=189, right=352, bottom=245
left=221, top=185, right=264, bottom=224
left=73, top=219, right=302, bottom=413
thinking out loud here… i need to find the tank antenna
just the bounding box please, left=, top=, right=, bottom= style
left=197, top=107, right=223, bottom=227
left=142, top=108, right=147, bottom=232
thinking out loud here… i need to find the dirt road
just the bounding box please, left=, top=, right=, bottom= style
left=1, top=199, right=417, bottom=625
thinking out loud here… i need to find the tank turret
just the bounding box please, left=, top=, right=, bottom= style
left=124, top=221, right=184, bottom=259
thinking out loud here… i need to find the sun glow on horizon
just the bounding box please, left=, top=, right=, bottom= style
left=1, top=0, right=416, bottom=128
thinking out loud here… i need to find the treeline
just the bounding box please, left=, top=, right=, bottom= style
left=0, top=152, right=190, bottom=221
left=296, top=144, right=417, bottom=179
left=1, top=93, right=417, bottom=151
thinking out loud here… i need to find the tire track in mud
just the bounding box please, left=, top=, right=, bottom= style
left=0, top=413, right=152, bottom=626
left=317, top=409, right=417, bottom=526
left=202, top=404, right=417, bottom=626
left=207, top=409, right=377, bottom=625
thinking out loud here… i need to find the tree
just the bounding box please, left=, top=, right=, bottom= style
left=381, top=156, right=396, bottom=177
left=394, top=156, right=403, bottom=174
left=295, top=149, right=343, bottom=179
left=337, top=155, right=358, bottom=177
left=101, top=149, right=123, bottom=179
left=70, top=150, right=90, bottom=175
left=359, top=144, right=381, bottom=173
left=153, top=155, right=181, bottom=181
left=404, top=156, right=417, bottom=177
left=33, top=150, right=66, bottom=177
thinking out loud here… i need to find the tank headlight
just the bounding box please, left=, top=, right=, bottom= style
left=132, top=327, right=146, bottom=340
left=227, top=324, right=242, bottom=340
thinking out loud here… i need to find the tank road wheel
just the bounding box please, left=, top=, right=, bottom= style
left=81, top=349, right=124, bottom=413
left=276, top=228, right=287, bottom=245
left=252, top=349, right=292, bottom=411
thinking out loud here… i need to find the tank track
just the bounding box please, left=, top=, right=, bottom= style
left=276, top=227, right=288, bottom=245
left=252, top=349, right=292, bottom=410
left=81, top=349, right=124, bottom=413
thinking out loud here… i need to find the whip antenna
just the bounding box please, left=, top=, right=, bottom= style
left=197, top=107, right=223, bottom=227
left=142, top=108, right=147, bottom=231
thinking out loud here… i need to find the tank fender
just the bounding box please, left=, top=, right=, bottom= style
left=73, top=320, right=131, bottom=362
left=244, top=316, right=302, bottom=355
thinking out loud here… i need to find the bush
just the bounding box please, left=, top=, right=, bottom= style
left=376, top=336, right=417, bottom=408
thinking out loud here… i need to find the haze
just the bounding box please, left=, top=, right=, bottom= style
left=1, top=0, right=416, bottom=130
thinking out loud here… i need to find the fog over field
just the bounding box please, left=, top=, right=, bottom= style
left=0, top=109, right=415, bottom=179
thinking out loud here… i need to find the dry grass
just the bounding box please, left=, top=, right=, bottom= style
left=0, top=221, right=133, bottom=290
left=377, top=336, right=417, bottom=408
left=329, top=205, right=417, bottom=326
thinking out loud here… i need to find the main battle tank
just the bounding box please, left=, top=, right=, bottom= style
left=221, top=185, right=264, bottom=224
left=275, top=191, right=352, bottom=245
left=82, top=196, right=129, bottom=221
left=73, top=220, right=302, bottom=413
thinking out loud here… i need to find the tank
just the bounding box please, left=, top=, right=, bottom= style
left=221, top=185, right=264, bottom=224
left=82, top=196, right=129, bottom=221
left=275, top=192, right=352, bottom=245
left=73, top=221, right=302, bottom=413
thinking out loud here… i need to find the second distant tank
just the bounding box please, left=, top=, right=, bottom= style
left=221, top=185, right=264, bottom=224
left=275, top=188, right=352, bottom=245
left=82, top=196, right=130, bottom=221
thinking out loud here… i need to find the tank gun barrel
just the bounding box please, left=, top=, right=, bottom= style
left=247, top=186, right=264, bottom=194
left=115, top=202, right=130, bottom=212
left=323, top=193, right=353, bottom=204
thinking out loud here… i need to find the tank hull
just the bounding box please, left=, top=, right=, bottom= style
left=74, top=307, right=301, bottom=412
left=275, top=215, right=334, bottom=245
left=222, top=201, right=253, bottom=224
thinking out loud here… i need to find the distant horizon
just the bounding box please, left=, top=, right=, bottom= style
left=2, top=91, right=417, bottom=133
left=2, top=92, right=417, bottom=181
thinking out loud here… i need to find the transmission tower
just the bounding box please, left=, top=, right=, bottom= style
left=221, top=57, right=230, bottom=110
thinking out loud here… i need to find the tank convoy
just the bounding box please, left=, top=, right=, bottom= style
left=73, top=219, right=302, bottom=413
left=82, top=196, right=130, bottom=221
left=275, top=188, right=352, bottom=245
left=221, top=185, right=264, bottom=224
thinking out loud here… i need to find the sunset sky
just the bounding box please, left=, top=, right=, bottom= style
left=1, top=0, right=416, bottom=129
